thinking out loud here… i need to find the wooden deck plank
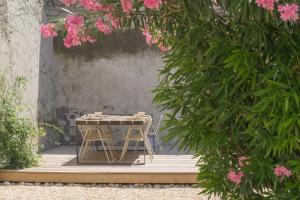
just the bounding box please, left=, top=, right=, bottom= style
left=0, top=146, right=198, bottom=184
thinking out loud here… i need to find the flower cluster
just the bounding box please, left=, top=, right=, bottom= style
left=142, top=27, right=158, bottom=45
left=144, top=0, right=162, bottom=10
left=61, top=0, right=77, bottom=6
left=274, top=165, right=292, bottom=178
left=121, top=0, right=133, bottom=15
left=278, top=3, right=298, bottom=22
left=228, top=169, right=244, bottom=185
left=64, top=15, right=96, bottom=48
left=79, top=0, right=112, bottom=11
left=41, top=0, right=168, bottom=51
left=40, top=23, right=57, bottom=38
left=227, top=156, right=292, bottom=186
left=141, top=27, right=171, bottom=52
left=227, top=156, right=248, bottom=185
left=255, top=0, right=276, bottom=11
left=96, top=18, right=112, bottom=35
left=255, top=0, right=299, bottom=22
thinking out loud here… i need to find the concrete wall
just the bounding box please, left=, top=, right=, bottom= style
left=0, top=0, right=43, bottom=120
left=0, top=0, right=58, bottom=149
left=53, top=31, right=165, bottom=146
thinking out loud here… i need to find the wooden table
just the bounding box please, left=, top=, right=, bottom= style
left=75, top=114, right=148, bottom=165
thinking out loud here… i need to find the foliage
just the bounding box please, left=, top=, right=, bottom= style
left=45, top=0, right=300, bottom=199
left=0, top=74, right=44, bottom=169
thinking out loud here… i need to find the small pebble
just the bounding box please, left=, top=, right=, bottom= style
left=17, top=182, right=25, bottom=186
left=3, top=181, right=10, bottom=186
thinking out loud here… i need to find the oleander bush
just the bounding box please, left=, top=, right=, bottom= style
left=0, top=74, right=43, bottom=169
left=44, top=0, right=300, bottom=198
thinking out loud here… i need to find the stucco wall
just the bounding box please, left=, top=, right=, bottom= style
left=0, top=0, right=43, bottom=120
left=0, top=0, right=58, bottom=149
left=53, top=31, right=166, bottom=146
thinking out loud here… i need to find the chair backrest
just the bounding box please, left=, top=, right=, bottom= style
left=154, top=114, right=163, bottom=134
left=143, top=116, right=153, bottom=136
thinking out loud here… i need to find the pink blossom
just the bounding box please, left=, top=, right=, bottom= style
left=63, top=15, right=84, bottom=48
left=106, top=13, right=119, bottom=29
left=144, top=0, right=162, bottom=10
left=65, top=15, right=84, bottom=30
left=158, top=44, right=171, bottom=52
left=60, top=0, right=77, bottom=6
left=142, top=27, right=158, bottom=45
left=238, top=156, right=249, bottom=168
left=227, top=169, right=244, bottom=185
left=40, top=23, right=57, bottom=38
left=96, top=18, right=112, bottom=35
left=121, top=0, right=133, bottom=14
left=255, top=0, right=276, bottom=11
left=79, top=0, right=99, bottom=11
left=80, top=35, right=96, bottom=43
left=274, top=165, right=292, bottom=178
left=278, top=4, right=298, bottom=22
left=96, top=4, right=113, bottom=12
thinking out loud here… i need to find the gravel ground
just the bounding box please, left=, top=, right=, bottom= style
left=0, top=185, right=217, bottom=200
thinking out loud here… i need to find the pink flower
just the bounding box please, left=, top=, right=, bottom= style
left=144, top=0, right=162, bottom=10
left=79, top=0, right=99, bottom=11
left=63, top=15, right=84, bottom=48
left=80, top=35, right=96, bottom=43
left=60, top=0, right=77, bottom=6
left=278, top=4, right=298, bottom=22
left=40, top=23, right=57, bottom=38
left=121, top=0, right=133, bottom=14
left=238, top=156, right=249, bottom=168
left=96, top=18, right=112, bottom=35
left=227, top=169, right=244, bottom=185
left=65, top=15, right=84, bottom=30
left=274, top=165, right=292, bottom=178
left=142, top=27, right=158, bottom=45
left=255, top=0, right=276, bottom=11
left=106, top=13, right=119, bottom=29
left=158, top=44, right=171, bottom=52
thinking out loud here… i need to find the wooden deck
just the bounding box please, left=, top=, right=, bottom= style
left=0, top=146, right=198, bottom=184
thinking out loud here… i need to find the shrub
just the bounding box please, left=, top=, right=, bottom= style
left=0, top=74, right=43, bottom=169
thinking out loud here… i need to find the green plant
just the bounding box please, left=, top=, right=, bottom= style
left=0, top=74, right=43, bottom=169
left=153, top=1, right=300, bottom=199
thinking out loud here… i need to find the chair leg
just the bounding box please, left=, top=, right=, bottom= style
left=119, top=127, right=132, bottom=162
left=134, top=141, right=140, bottom=152
left=79, top=140, right=85, bottom=157
left=156, top=136, right=164, bottom=153
left=81, top=140, right=90, bottom=158
left=145, top=139, right=154, bottom=161
left=138, top=127, right=154, bottom=162
left=97, top=129, right=111, bottom=163
left=106, top=138, right=115, bottom=161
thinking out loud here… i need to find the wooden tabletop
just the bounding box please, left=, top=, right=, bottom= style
left=76, top=114, right=147, bottom=125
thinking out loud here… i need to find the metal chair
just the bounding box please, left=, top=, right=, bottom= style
left=119, top=115, right=154, bottom=162
left=148, top=113, right=164, bottom=153
left=78, top=125, right=116, bottom=163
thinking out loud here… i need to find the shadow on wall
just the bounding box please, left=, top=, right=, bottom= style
left=53, top=29, right=150, bottom=59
